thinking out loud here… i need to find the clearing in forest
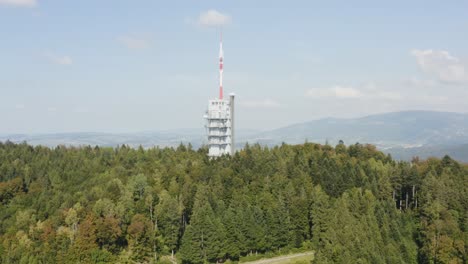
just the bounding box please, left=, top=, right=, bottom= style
left=240, top=251, right=314, bottom=264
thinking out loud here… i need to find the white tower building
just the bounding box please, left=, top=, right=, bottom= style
left=204, top=34, right=235, bottom=157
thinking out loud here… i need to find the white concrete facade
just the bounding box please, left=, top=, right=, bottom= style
left=205, top=97, right=233, bottom=157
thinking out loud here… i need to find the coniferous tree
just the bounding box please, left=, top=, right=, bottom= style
left=180, top=187, right=226, bottom=263
left=156, top=190, right=181, bottom=257
left=0, top=141, right=466, bottom=264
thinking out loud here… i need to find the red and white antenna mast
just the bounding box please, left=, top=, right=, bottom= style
left=219, top=31, right=224, bottom=99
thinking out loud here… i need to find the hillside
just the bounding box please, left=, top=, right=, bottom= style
left=253, top=110, right=468, bottom=147
left=2, top=111, right=468, bottom=161
left=386, top=143, right=468, bottom=161
left=0, top=142, right=465, bottom=263
left=0, top=130, right=205, bottom=149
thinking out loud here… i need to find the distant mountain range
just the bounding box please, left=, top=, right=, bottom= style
left=2, top=111, right=468, bottom=162
left=0, top=130, right=206, bottom=149
left=251, top=111, right=468, bottom=147
left=385, top=143, right=468, bottom=163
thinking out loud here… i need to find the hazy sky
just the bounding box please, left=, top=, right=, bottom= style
left=1, top=0, right=467, bottom=133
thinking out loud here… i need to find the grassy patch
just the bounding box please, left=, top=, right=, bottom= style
left=272, top=254, right=314, bottom=264
left=239, top=252, right=314, bottom=264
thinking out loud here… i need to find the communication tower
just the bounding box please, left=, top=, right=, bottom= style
left=204, top=34, right=235, bottom=157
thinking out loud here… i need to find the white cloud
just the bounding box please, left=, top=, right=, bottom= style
left=306, top=85, right=400, bottom=100
left=44, top=52, right=73, bottom=65
left=405, top=77, right=437, bottom=87
left=306, top=86, right=362, bottom=98
left=306, top=87, right=330, bottom=98
left=47, top=107, right=56, bottom=112
left=73, top=107, right=89, bottom=113
left=372, top=91, right=402, bottom=100
left=0, top=0, right=36, bottom=8
left=197, top=10, right=231, bottom=27
left=240, top=98, right=282, bottom=108
left=331, top=86, right=362, bottom=98
left=15, top=104, right=25, bottom=109
left=118, top=35, right=150, bottom=50
left=411, top=49, right=467, bottom=84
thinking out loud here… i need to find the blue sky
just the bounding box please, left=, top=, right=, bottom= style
left=1, top=0, right=467, bottom=133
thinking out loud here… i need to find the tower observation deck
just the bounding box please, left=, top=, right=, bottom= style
left=204, top=34, right=235, bottom=157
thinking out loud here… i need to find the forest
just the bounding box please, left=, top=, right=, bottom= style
left=0, top=141, right=466, bottom=264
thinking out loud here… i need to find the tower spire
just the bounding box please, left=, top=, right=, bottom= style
left=219, top=31, right=224, bottom=99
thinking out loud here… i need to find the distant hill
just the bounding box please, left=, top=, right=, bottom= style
left=385, top=143, right=468, bottom=162
left=252, top=110, right=468, bottom=148
left=2, top=110, right=468, bottom=162
left=249, top=110, right=468, bottom=161
left=0, top=130, right=206, bottom=149
left=0, top=129, right=258, bottom=149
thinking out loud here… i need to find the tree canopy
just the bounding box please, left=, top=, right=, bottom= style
left=0, top=141, right=466, bottom=263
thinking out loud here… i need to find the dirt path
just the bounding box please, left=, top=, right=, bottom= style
left=240, top=251, right=314, bottom=264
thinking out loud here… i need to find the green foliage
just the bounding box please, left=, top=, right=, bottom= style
left=180, top=186, right=226, bottom=263
left=156, top=190, right=181, bottom=254
left=0, top=141, right=466, bottom=263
